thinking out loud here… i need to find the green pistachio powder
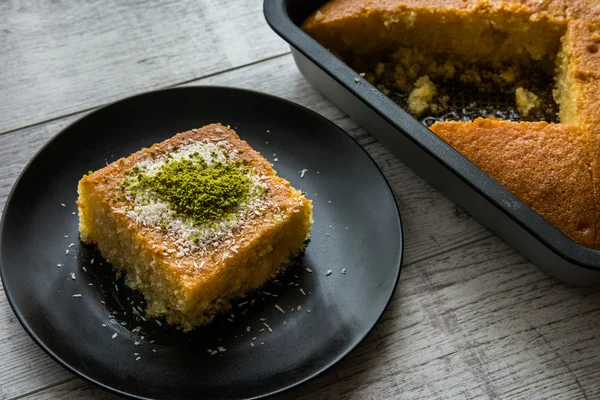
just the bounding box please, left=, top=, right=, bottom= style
left=121, top=152, right=253, bottom=227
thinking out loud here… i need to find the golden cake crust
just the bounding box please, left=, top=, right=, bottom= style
left=431, top=119, right=598, bottom=248
left=302, top=0, right=600, bottom=27
left=302, top=0, right=573, bottom=65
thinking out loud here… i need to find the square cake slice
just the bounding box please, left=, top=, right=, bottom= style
left=77, top=124, right=313, bottom=331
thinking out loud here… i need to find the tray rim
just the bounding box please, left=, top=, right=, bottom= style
left=263, top=0, right=600, bottom=272
left=0, top=85, right=404, bottom=399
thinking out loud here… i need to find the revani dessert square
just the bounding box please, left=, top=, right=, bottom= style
left=77, top=124, right=313, bottom=331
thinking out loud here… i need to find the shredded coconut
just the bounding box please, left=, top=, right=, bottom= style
left=121, top=139, right=271, bottom=261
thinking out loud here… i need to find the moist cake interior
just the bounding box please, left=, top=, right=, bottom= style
left=340, top=17, right=568, bottom=125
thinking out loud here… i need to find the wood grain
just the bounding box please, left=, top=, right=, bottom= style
left=0, top=0, right=289, bottom=134
left=0, top=55, right=492, bottom=399
left=18, top=379, right=118, bottom=400
left=0, top=279, right=76, bottom=400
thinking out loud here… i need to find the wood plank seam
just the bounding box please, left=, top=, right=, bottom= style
left=401, top=233, right=496, bottom=268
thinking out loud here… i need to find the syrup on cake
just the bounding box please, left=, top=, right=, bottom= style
left=78, top=124, right=313, bottom=331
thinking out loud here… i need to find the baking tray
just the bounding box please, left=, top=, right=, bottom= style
left=264, top=0, right=600, bottom=285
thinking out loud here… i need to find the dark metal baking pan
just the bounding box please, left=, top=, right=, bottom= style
left=264, top=0, right=600, bottom=285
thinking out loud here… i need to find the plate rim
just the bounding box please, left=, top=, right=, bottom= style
left=0, top=85, right=404, bottom=399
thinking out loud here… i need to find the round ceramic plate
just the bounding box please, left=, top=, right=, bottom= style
left=0, top=87, right=403, bottom=399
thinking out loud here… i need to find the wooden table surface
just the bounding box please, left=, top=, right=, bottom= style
left=2, top=1, right=600, bottom=399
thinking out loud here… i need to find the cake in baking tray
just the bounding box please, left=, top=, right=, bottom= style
left=303, top=0, right=600, bottom=248
left=77, top=124, right=313, bottom=331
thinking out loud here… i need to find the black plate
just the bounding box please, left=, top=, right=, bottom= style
left=0, top=87, right=403, bottom=399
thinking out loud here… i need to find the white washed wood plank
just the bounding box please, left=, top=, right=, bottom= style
left=0, top=55, right=493, bottom=398
left=0, top=0, right=289, bottom=133
left=18, top=379, right=118, bottom=400
left=0, top=279, right=76, bottom=400
left=0, top=115, right=81, bottom=215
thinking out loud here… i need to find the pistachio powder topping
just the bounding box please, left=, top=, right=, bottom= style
left=130, top=158, right=251, bottom=226
left=118, top=140, right=270, bottom=257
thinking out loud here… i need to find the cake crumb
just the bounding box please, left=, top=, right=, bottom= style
left=407, top=76, right=437, bottom=116
left=515, top=87, right=540, bottom=117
